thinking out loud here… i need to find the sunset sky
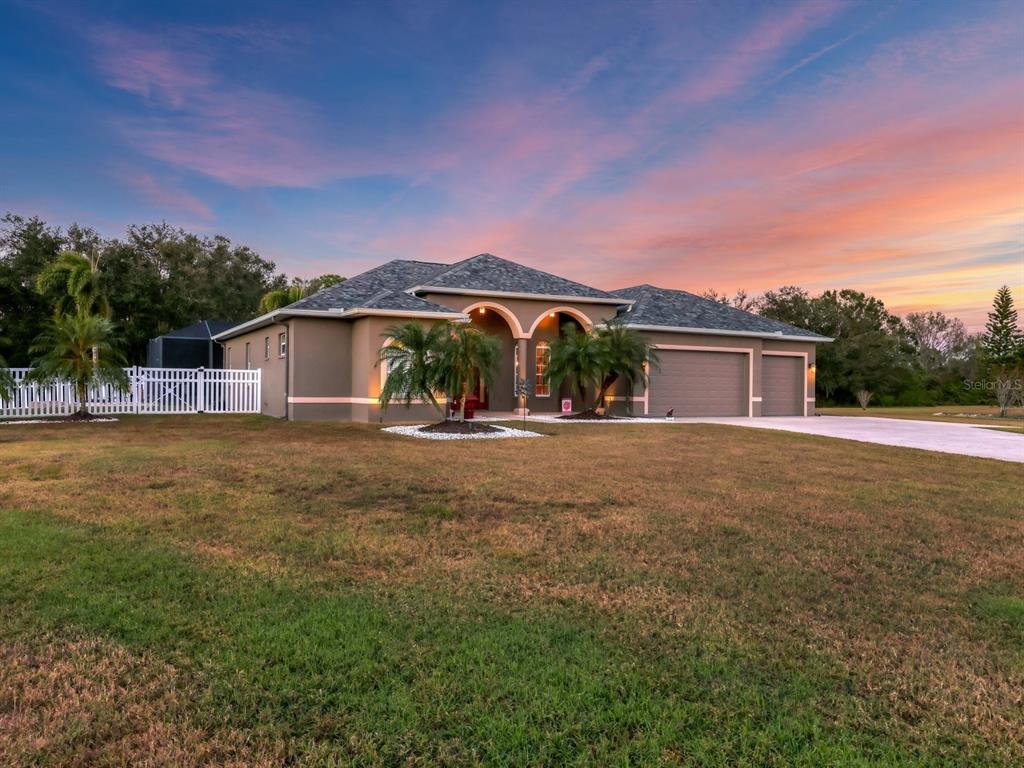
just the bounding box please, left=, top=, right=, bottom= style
left=1, top=0, right=1021, bottom=329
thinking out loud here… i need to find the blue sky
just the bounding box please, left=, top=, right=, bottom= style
left=2, top=0, right=1022, bottom=328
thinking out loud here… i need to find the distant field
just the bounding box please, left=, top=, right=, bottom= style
left=1, top=416, right=1021, bottom=766
left=819, top=404, right=1024, bottom=428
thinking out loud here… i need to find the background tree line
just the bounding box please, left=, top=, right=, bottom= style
left=2, top=212, right=1020, bottom=407
left=0, top=213, right=342, bottom=365
left=702, top=284, right=1023, bottom=407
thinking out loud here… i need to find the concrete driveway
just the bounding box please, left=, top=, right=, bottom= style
left=682, top=415, right=1024, bottom=463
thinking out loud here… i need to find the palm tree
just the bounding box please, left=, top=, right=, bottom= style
left=27, top=313, right=128, bottom=418
left=592, top=322, right=659, bottom=410
left=36, top=250, right=110, bottom=366
left=259, top=275, right=346, bottom=313
left=378, top=322, right=450, bottom=415
left=547, top=324, right=604, bottom=406
left=259, top=283, right=308, bottom=313
left=436, top=324, right=502, bottom=422
left=36, top=250, right=108, bottom=318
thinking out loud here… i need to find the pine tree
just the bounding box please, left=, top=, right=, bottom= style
left=983, top=285, right=1022, bottom=364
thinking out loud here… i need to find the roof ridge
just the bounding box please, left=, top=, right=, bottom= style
left=395, top=258, right=449, bottom=266
left=415, top=252, right=485, bottom=286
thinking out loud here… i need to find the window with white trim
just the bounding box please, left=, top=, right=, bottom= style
left=264, top=336, right=270, bottom=360
left=535, top=341, right=551, bottom=397
left=278, top=332, right=287, bottom=358
left=244, top=342, right=251, bottom=370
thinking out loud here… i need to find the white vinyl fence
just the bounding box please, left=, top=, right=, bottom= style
left=0, top=366, right=261, bottom=418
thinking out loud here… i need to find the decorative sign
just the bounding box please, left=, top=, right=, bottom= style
left=561, top=398, right=572, bottom=414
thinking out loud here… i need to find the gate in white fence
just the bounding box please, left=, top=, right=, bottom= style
left=0, top=366, right=261, bottom=418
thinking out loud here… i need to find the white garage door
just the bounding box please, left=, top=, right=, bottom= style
left=761, top=356, right=804, bottom=416
left=648, top=350, right=748, bottom=417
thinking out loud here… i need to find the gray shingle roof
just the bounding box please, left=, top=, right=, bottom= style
left=615, top=285, right=829, bottom=340
left=283, top=254, right=626, bottom=314
left=287, top=260, right=455, bottom=314
left=419, top=253, right=624, bottom=300
left=163, top=320, right=239, bottom=339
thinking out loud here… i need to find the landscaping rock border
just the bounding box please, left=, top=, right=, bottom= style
left=382, top=424, right=544, bottom=440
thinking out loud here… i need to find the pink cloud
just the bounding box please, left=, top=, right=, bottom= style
left=91, top=26, right=397, bottom=188
left=91, top=26, right=214, bottom=109
left=118, top=171, right=214, bottom=221
left=366, top=60, right=1023, bottom=330
left=668, top=0, right=845, bottom=105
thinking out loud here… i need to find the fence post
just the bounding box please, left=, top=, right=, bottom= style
left=197, top=367, right=205, bottom=413
left=132, top=366, right=141, bottom=414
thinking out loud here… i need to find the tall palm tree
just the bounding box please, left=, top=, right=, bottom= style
left=378, top=322, right=450, bottom=415
left=436, top=324, right=501, bottom=422
left=27, top=313, right=128, bottom=418
left=547, top=324, right=604, bottom=406
left=36, top=250, right=109, bottom=365
left=592, top=322, right=659, bottom=409
left=36, top=250, right=108, bottom=318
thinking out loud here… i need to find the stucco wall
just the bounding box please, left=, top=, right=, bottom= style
left=222, top=323, right=288, bottom=418
left=284, top=315, right=450, bottom=423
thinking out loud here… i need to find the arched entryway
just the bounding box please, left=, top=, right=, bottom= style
left=457, top=301, right=598, bottom=414
left=523, top=309, right=592, bottom=414
left=464, top=303, right=519, bottom=411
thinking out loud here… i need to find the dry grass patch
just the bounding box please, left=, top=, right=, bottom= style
left=0, top=636, right=279, bottom=767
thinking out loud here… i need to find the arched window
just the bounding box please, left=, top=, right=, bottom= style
left=535, top=341, right=551, bottom=397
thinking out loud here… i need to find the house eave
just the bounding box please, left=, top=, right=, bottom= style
left=622, top=323, right=833, bottom=343
left=212, top=309, right=345, bottom=341
left=408, top=285, right=633, bottom=305
left=213, top=307, right=469, bottom=341
left=334, top=307, right=469, bottom=321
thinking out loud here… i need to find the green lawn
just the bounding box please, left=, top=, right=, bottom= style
left=0, top=416, right=1021, bottom=766
left=819, top=404, right=1024, bottom=428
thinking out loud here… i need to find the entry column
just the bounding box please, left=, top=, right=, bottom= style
left=515, top=337, right=529, bottom=415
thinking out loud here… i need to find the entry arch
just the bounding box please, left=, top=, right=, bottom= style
left=462, top=301, right=527, bottom=339
left=527, top=306, right=594, bottom=337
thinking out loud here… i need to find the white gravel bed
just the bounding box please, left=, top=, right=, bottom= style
left=382, top=424, right=544, bottom=440
left=0, top=417, right=119, bottom=426
left=511, top=415, right=674, bottom=424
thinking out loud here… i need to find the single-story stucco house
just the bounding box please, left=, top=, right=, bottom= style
left=213, top=253, right=831, bottom=421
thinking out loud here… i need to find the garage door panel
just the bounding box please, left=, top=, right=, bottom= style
left=762, top=356, right=803, bottom=416
left=649, top=351, right=747, bottom=416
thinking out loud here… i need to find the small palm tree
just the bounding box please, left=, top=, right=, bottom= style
left=436, top=324, right=501, bottom=422
left=547, top=324, right=604, bottom=406
left=378, top=322, right=450, bottom=415
left=592, top=322, right=659, bottom=409
left=27, top=313, right=129, bottom=418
